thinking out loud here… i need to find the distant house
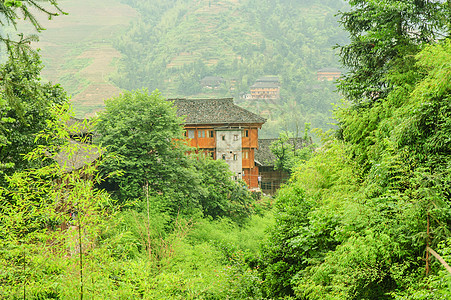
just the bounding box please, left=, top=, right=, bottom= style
left=173, top=98, right=266, bottom=190
left=66, top=117, right=93, bottom=143
left=255, top=137, right=310, bottom=195
left=53, top=118, right=101, bottom=178
left=255, top=76, right=280, bottom=85
left=250, top=76, right=280, bottom=99
left=229, top=77, right=238, bottom=90
left=53, top=140, right=101, bottom=175
left=316, top=68, right=341, bottom=81
left=240, top=92, right=252, bottom=100
left=200, top=76, right=225, bottom=89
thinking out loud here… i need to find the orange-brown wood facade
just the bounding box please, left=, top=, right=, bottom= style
left=250, top=87, right=280, bottom=99
left=183, top=124, right=261, bottom=189
left=317, top=71, right=341, bottom=81
left=243, top=166, right=259, bottom=189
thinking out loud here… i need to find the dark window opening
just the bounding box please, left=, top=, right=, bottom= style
left=261, top=182, right=272, bottom=190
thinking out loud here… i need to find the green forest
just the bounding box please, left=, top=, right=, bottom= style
left=111, top=0, right=348, bottom=136
left=17, top=0, right=349, bottom=136
left=1, top=0, right=451, bottom=299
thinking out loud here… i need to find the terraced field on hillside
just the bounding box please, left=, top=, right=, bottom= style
left=20, top=0, right=137, bottom=117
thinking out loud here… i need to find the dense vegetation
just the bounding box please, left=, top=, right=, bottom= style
left=112, top=0, right=348, bottom=136
left=1, top=0, right=451, bottom=299
left=258, top=0, right=451, bottom=298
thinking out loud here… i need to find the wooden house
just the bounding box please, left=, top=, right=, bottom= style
left=255, top=137, right=310, bottom=195
left=53, top=118, right=101, bottom=180
left=316, top=68, right=341, bottom=81
left=200, top=76, right=225, bottom=89
left=173, top=98, right=266, bottom=189
left=250, top=76, right=280, bottom=99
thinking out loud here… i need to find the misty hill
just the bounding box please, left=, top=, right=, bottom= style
left=17, top=0, right=137, bottom=117
left=22, top=0, right=348, bottom=134
left=113, top=0, right=348, bottom=136
left=114, top=0, right=347, bottom=94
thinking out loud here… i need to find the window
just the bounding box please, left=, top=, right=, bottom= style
left=243, top=151, right=249, bottom=159
left=260, top=166, right=272, bottom=172
left=233, top=154, right=237, bottom=161
left=244, top=130, right=249, bottom=137
left=198, top=130, right=205, bottom=138
left=222, top=154, right=226, bottom=160
left=233, top=134, right=239, bottom=141
left=210, top=130, right=214, bottom=138
left=188, top=130, right=195, bottom=139
left=221, top=135, right=225, bottom=141
left=261, top=181, right=272, bottom=190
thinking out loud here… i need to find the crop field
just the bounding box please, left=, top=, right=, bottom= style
left=18, top=0, right=137, bottom=117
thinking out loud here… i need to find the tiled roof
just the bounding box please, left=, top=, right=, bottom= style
left=317, top=67, right=341, bottom=73
left=67, top=117, right=91, bottom=135
left=53, top=140, right=101, bottom=173
left=250, top=81, right=280, bottom=89
left=172, top=98, right=266, bottom=125
left=255, top=138, right=309, bottom=166
left=256, top=76, right=280, bottom=83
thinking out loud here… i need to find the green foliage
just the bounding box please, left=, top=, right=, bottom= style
left=260, top=39, right=451, bottom=299
left=270, top=125, right=314, bottom=174
left=391, top=239, right=451, bottom=299
left=90, top=208, right=275, bottom=298
left=95, top=89, right=256, bottom=222
left=336, top=0, right=448, bottom=104
left=189, top=213, right=274, bottom=258
left=95, top=89, right=191, bottom=202
left=296, top=231, right=397, bottom=300
left=0, top=103, right=111, bottom=298
left=111, top=0, right=347, bottom=134
left=260, top=140, right=359, bottom=298
left=195, top=156, right=255, bottom=222
left=0, top=55, right=68, bottom=186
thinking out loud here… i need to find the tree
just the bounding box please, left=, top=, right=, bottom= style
left=336, top=0, right=449, bottom=104
left=0, top=0, right=67, bottom=184
left=1, top=0, right=65, bottom=55
left=260, top=140, right=358, bottom=298
left=270, top=125, right=314, bottom=174
left=95, top=90, right=184, bottom=195
left=194, top=156, right=254, bottom=223
left=260, top=39, right=451, bottom=300
left=95, top=90, right=203, bottom=214
left=0, top=103, right=110, bottom=298
left=0, top=55, right=67, bottom=186
left=95, top=89, right=256, bottom=221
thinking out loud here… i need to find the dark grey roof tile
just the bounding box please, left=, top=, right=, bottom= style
left=172, top=98, right=266, bottom=125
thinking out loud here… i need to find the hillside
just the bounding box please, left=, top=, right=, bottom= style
left=19, top=0, right=137, bottom=117
left=113, top=0, right=349, bottom=136
left=21, top=0, right=348, bottom=133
